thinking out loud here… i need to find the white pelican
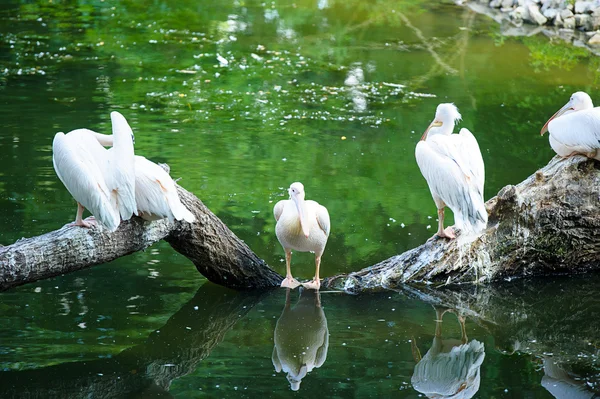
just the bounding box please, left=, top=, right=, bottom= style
left=53, top=128, right=120, bottom=231
left=415, top=103, right=487, bottom=239
left=52, top=112, right=136, bottom=231
left=541, top=91, right=600, bottom=160
left=133, top=155, right=195, bottom=223
left=274, top=182, right=330, bottom=290
left=272, top=288, right=329, bottom=391
left=411, top=308, right=485, bottom=399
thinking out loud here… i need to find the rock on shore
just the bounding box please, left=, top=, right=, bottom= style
left=465, top=0, right=600, bottom=49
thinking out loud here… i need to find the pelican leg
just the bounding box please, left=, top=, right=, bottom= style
left=72, top=203, right=96, bottom=228
left=436, top=208, right=455, bottom=239
left=458, top=315, right=468, bottom=344
left=280, top=250, right=300, bottom=289
left=411, top=337, right=422, bottom=363
left=303, top=255, right=321, bottom=290
left=434, top=307, right=446, bottom=337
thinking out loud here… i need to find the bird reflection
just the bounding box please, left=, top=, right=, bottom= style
left=542, top=357, right=596, bottom=399
left=272, top=288, right=329, bottom=391
left=411, top=307, right=485, bottom=399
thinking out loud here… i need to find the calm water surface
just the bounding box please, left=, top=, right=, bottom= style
left=1, top=0, right=599, bottom=397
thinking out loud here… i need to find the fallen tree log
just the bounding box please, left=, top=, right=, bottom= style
left=0, top=185, right=283, bottom=291
left=325, top=156, right=600, bottom=293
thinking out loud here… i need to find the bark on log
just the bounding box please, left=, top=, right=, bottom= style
left=0, top=185, right=283, bottom=291
left=0, top=284, right=265, bottom=398
left=325, top=156, right=600, bottom=293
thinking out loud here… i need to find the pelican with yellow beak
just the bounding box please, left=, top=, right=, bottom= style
left=541, top=91, right=600, bottom=159
left=415, top=103, right=487, bottom=239
left=274, top=182, right=330, bottom=289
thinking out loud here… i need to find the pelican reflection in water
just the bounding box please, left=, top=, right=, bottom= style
left=272, top=288, right=329, bottom=391
left=542, top=357, right=597, bottom=399
left=411, top=307, right=485, bottom=399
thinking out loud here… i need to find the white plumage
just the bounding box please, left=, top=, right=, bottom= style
left=274, top=182, right=330, bottom=290
left=105, top=112, right=137, bottom=221
left=86, top=129, right=195, bottom=224
left=52, top=111, right=137, bottom=232
left=541, top=91, right=600, bottom=160
left=272, top=288, right=329, bottom=391
left=53, top=128, right=120, bottom=231
left=134, top=155, right=195, bottom=223
left=415, top=103, right=487, bottom=239
left=52, top=111, right=194, bottom=231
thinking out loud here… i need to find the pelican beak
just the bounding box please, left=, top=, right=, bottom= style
left=291, top=193, right=310, bottom=238
left=421, top=120, right=443, bottom=141
left=541, top=103, right=572, bottom=135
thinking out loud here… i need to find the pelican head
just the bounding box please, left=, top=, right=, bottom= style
left=421, top=103, right=462, bottom=140
left=289, top=182, right=309, bottom=238
left=110, top=111, right=135, bottom=146
left=541, top=91, right=594, bottom=135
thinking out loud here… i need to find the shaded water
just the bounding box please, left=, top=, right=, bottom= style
left=1, top=0, right=600, bottom=397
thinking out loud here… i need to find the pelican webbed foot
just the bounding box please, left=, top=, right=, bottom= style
left=437, top=226, right=456, bottom=239
left=71, top=218, right=97, bottom=228
left=302, top=279, right=321, bottom=290
left=280, top=276, right=301, bottom=289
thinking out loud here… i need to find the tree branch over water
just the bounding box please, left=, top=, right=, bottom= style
left=2, top=157, right=599, bottom=293
left=0, top=185, right=282, bottom=292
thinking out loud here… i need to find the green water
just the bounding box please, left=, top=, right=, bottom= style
left=1, top=0, right=600, bottom=397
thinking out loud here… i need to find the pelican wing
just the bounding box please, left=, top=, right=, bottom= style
left=415, top=137, right=487, bottom=234
left=549, top=108, right=600, bottom=152
left=52, top=131, right=120, bottom=231
left=308, top=200, right=330, bottom=237
left=134, top=156, right=195, bottom=223
left=273, top=200, right=286, bottom=221
left=453, top=128, right=485, bottom=196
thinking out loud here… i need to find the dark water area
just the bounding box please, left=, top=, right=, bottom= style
left=1, top=0, right=600, bottom=397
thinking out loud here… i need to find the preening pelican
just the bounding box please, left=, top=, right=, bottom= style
left=541, top=91, right=600, bottom=160
left=274, top=182, right=330, bottom=290
left=272, top=288, right=329, bottom=391
left=53, top=111, right=136, bottom=232
left=53, top=128, right=120, bottom=231
left=133, top=155, right=195, bottom=223
left=415, top=103, right=487, bottom=239
left=411, top=308, right=485, bottom=399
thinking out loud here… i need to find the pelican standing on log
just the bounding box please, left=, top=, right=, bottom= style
left=540, top=91, right=600, bottom=159
left=52, top=112, right=136, bottom=231
left=415, top=103, right=487, bottom=239
left=274, top=182, right=330, bottom=290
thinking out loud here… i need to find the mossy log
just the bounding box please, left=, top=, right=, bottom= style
left=0, top=185, right=283, bottom=291
left=325, top=156, right=600, bottom=293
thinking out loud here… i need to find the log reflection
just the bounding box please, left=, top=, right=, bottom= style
left=0, top=283, right=265, bottom=398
